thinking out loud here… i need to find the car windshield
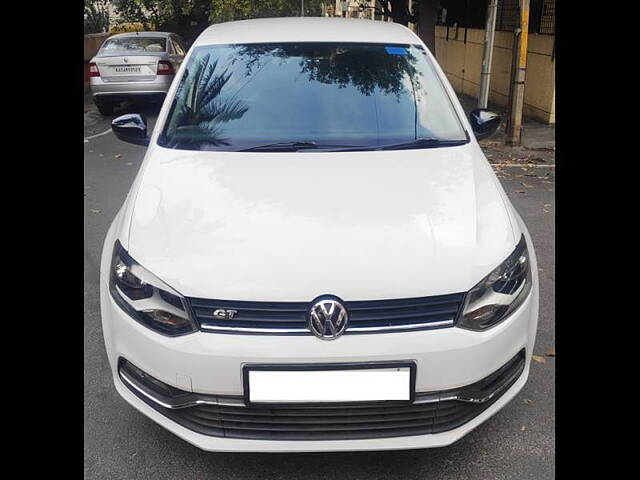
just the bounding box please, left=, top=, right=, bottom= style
left=158, top=42, right=467, bottom=152
left=101, top=36, right=167, bottom=53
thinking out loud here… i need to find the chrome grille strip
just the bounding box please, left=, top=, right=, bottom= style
left=188, top=292, right=465, bottom=335
left=199, top=320, right=454, bottom=334
left=200, top=325, right=309, bottom=334
left=347, top=320, right=454, bottom=332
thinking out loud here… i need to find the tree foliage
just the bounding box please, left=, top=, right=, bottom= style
left=107, top=1, right=438, bottom=58
left=111, top=0, right=214, bottom=42
left=211, top=0, right=324, bottom=23
left=84, top=0, right=110, bottom=34
left=110, top=0, right=325, bottom=43
left=232, top=43, right=419, bottom=97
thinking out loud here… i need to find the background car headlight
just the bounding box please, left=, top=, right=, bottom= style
left=109, top=240, right=196, bottom=336
left=457, top=235, right=532, bottom=331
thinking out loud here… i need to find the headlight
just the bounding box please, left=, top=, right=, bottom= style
left=457, top=235, right=532, bottom=331
left=109, top=241, right=196, bottom=336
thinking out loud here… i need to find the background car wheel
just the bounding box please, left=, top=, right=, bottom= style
left=95, top=102, right=114, bottom=116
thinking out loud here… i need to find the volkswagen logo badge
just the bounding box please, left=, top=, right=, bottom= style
left=309, top=297, right=349, bottom=340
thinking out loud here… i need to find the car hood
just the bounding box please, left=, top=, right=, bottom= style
left=126, top=144, right=518, bottom=301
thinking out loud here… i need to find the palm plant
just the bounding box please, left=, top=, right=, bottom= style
left=164, top=53, right=249, bottom=148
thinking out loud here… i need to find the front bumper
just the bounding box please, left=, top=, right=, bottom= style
left=100, top=271, right=538, bottom=451
left=113, top=356, right=530, bottom=452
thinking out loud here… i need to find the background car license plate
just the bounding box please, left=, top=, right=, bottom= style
left=244, top=363, right=415, bottom=404
left=114, top=66, right=141, bottom=73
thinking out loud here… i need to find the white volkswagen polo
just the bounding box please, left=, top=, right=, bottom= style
left=100, top=17, right=538, bottom=452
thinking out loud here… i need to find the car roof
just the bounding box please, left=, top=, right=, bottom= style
left=107, top=31, right=173, bottom=39
left=193, top=17, right=420, bottom=47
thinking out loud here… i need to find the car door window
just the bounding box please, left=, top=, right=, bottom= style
left=173, top=38, right=186, bottom=56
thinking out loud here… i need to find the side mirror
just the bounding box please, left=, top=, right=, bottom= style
left=469, top=109, right=501, bottom=141
left=112, top=113, right=148, bottom=146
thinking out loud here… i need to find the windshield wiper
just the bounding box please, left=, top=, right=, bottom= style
left=237, top=138, right=467, bottom=153
left=376, top=137, right=468, bottom=151
left=238, top=141, right=364, bottom=152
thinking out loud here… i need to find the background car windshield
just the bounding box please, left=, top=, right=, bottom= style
left=158, top=42, right=467, bottom=151
left=101, top=37, right=167, bottom=53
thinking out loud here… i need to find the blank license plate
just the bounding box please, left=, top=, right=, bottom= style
left=245, top=364, right=414, bottom=404
left=114, top=66, right=141, bottom=73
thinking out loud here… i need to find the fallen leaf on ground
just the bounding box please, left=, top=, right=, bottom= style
left=545, top=348, right=555, bottom=357
left=532, top=355, right=546, bottom=364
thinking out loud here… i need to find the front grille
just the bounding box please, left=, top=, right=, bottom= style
left=119, top=349, right=525, bottom=441
left=186, top=293, right=465, bottom=335
left=172, top=399, right=467, bottom=440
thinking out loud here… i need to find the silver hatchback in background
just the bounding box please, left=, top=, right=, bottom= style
left=89, top=32, right=187, bottom=115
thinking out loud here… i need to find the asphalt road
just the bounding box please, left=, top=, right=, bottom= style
left=84, top=98, right=555, bottom=480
